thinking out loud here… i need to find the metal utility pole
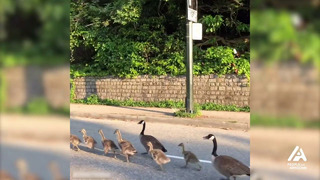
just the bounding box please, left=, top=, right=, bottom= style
left=185, top=0, right=197, bottom=113
left=186, top=20, right=193, bottom=113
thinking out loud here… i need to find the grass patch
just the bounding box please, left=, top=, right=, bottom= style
left=72, top=94, right=250, bottom=112
left=6, top=98, right=69, bottom=116
left=251, top=114, right=320, bottom=129
left=201, top=103, right=250, bottom=112
left=174, top=105, right=202, bottom=118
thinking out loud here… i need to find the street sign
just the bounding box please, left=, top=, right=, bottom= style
left=188, top=7, right=197, bottom=22
left=192, top=23, right=202, bottom=40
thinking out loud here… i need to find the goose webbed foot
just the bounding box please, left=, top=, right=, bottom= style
left=159, top=165, right=165, bottom=171
left=197, top=164, right=201, bottom=171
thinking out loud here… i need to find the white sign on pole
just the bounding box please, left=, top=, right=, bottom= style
left=192, top=23, right=202, bottom=40
left=188, top=8, right=197, bottom=22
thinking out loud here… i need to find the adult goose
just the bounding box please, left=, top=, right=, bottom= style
left=203, top=134, right=250, bottom=180
left=114, top=129, right=137, bottom=162
left=98, top=129, right=119, bottom=158
left=138, top=120, right=167, bottom=153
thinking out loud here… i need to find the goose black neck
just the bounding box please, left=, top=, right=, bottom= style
left=212, top=138, right=218, bottom=157
left=140, top=122, right=145, bottom=135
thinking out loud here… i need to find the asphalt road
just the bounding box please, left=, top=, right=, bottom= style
left=0, top=143, right=69, bottom=179
left=71, top=118, right=250, bottom=180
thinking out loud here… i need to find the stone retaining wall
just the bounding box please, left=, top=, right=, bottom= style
left=73, top=74, right=250, bottom=107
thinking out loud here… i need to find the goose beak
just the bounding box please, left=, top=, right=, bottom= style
left=113, top=130, right=117, bottom=134
left=203, top=135, right=209, bottom=140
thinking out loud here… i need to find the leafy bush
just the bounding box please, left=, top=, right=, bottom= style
left=251, top=9, right=320, bottom=69
left=74, top=94, right=250, bottom=112
left=85, top=94, right=99, bottom=105
left=70, top=0, right=250, bottom=78
left=174, top=105, right=202, bottom=118
left=25, top=98, right=51, bottom=115
left=201, top=103, right=250, bottom=112
left=251, top=114, right=320, bottom=129
left=1, top=0, right=69, bottom=67
left=6, top=97, right=69, bottom=116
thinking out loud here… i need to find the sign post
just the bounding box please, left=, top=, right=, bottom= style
left=185, top=0, right=197, bottom=113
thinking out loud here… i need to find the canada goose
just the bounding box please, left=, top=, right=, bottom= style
left=178, top=143, right=201, bottom=171
left=70, top=134, right=81, bottom=151
left=203, top=134, right=250, bottom=180
left=0, top=170, right=14, bottom=180
left=16, top=159, right=41, bottom=180
left=138, top=120, right=167, bottom=153
left=98, top=129, right=119, bottom=158
left=114, top=129, right=137, bottom=162
left=147, top=141, right=170, bottom=171
left=48, top=162, right=67, bottom=180
left=79, top=129, right=97, bottom=149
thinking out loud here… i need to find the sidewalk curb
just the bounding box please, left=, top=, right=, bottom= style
left=70, top=111, right=249, bottom=131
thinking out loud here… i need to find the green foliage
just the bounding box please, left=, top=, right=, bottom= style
left=201, top=103, right=250, bottom=112
left=6, top=98, right=69, bottom=116
left=73, top=94, right=250, bottom=112
left=111, top=0, right=142, bottom=25
left=25, top=98, right=50, bottom=115
left=251, top=114, right=320, bottom=129
left=70, top=0, right=250, bottom=78
left=174, top=105, right=202, bottom=118
left=0, top=71, right=7, bottom=112
left=251, top=9, right=320, bottom=69
left=193, top=46, right=250, bottom=79
left=202, top=15, right=224, bottom=33
left=1, top=0, right=69, bottom=67
left=85, top=94, right=100, bottom=105
left=70, top=79, right=76, bottom=102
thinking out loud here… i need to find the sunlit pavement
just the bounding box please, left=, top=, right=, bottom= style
left=0, top=114, right=69, bottom=179
left=70, top=117, right=250, bottom=180
left=251, top=127, right=319, bottom=180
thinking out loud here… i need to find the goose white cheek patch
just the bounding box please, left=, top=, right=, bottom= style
left=209, top=136, right=215, bottom=140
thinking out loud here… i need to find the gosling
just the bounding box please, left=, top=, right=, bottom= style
left=16, top=159, right=40, bottom=180
left=0, top=170, right=14, bottom=180
left=178, top=143, right=201, bottom=171
left=80, top=129, right=97, bottom=149
left=147, top=141, right=170, bottom=171
left=48, top=161, right=67, bottom=180
left=98, top=129, right=119, bottom=158
left=114, top=129, right=137, bottom=163
left=70, top=134, right=81, bottom=151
